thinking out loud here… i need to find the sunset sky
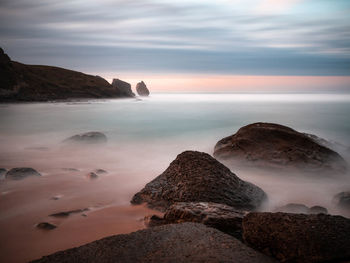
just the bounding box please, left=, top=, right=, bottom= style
left=1, top=0, right=349, bottom=92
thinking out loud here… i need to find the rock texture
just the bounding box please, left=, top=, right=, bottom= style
left=0, top=48, right=133, bottom=102
left=131, top=151, right=267, bottom=211
left=111, top=79, right=135, bottom=97
left=274, top=203, right=328, bottom=214
left=334, top=191, right=350, bottom=210
left=5, top=167, right=41, bottom=180
left=147, top=202, right=245, bottom=240
left=214, top=122, right=347, bottom=174
left=136, top=81, right=150, bottom=96
left=243, top=212, right=350, bottom=263
left=63, top=131, right=107, bottom=144
left=32, top=222, right=276, bottom=263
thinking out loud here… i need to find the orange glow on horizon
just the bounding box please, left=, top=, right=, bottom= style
left=100, top=74, right=350, bottom=93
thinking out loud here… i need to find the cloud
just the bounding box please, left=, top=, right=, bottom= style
left=0, top=0, right=349, bottom=75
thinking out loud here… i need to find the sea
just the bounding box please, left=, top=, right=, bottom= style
left=0, top=93, right=350, bottom=262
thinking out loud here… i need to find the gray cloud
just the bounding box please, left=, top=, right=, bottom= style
left=0, top=0, right=349, bottom=75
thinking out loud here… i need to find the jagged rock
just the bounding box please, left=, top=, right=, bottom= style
left=334, top=191, right=350, bottom=210
left=131, top=151, right=267, bottom=211
left=63, top=131, right=107, bottom=144
left=36, top=222, right=57, bottom=230
left=274, top=203, right=328, bottom=214
left=243, top=212, right=350, bottom=263
left=214, top=122, right=347, bottom=174
left=5, top=167, right=41, bottom=180
left=147, top=202, right=245, bottom=240
left=49, top=208, right=89, bottom=217
left=31, top=223, right=276, bottom=263
left=111, top=79, right=135, bottom=97
left=136, top=81, right=150, bottom=96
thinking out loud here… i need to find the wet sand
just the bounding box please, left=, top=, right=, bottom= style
left=0, top=171, right=162, bottom=263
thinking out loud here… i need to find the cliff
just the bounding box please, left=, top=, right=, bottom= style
left=0, top=48, right=134, bottom=102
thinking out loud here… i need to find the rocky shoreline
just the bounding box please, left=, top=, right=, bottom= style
left=0, top=48, right=150, bottom=102
left=24, top=123, right=350, bottom=262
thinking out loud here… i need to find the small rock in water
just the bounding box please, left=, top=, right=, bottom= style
left=95, top=169, right=107, bottom=174
left=136, top=81, right=150, bottom=96
left=87, top=172, right=98, bottom=180
left=62, top=168, right=80, bottom=172
left=50, top=195, right=62, bottom=200
left=0, top=168, right=7, bottom=179
left=50, top=208, right=89, bottom=217
left=36, top=222, right=57, bottom=230
left=5, top=167, right=41, bottom=180
left=275, top=203, right=328, bottom=214
left=63, top=131, right=107, bottom=145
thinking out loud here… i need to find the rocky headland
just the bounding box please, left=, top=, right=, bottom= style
left=0, top=48, right=136, bottom=102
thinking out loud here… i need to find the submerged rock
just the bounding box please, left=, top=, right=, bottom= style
left=243, top=212, right=350, bottom=263
left=36, top=222, right=57, bottom=230
left=111, top=79, right=135, bottom=97
left=31, top=223, right=276, bottom=263
left=274, top=203, right=328, bottom=214
left=49, top=208, right=89, bottom=217
left=63, top=131, right=107, bottom=144
left=334, top=191, right=350, bottom=210
left=135, top=81, right=150, bottom=96
left=147, top=202, right=245, bottom=240
left=5, top=167, right=41, bottom=180
left=95, top=169, right=107, bottom=174
left=0, top=168, right=6, bottom=179
left=87, top=172, right=98, bottom=180
left=131, top=151, right=267, bottom=211
left=214, top=122, right=347, bottom=174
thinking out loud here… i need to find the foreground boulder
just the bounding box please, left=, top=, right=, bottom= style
left=147, top=202, right=245, bottom=240
left=243, top=212, right=350, bottom=263
left=111, top=79, right=135, bottom=97
left=63, top=131, right=107, bottom=144
left=5, top=167, right=41, bottom=180
left=214, top=123, right=347, bottom=174
left=334, top=191, right=350, bottom=210
left=136, top=81, right=150, bottom=96
left=131, top=151, right=267, bottom=211
left=32, top=223, right=276, bottom=263
left=274, top=203, right=328, bottom=214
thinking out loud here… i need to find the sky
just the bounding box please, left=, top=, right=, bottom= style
left=0, top=0, right=350, bottom=92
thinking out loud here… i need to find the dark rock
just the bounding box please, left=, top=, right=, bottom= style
left=148, top=202, right=245, bottom=240
left=1, top=48, right=131, bottom=102
left=243, top=212, right=350, bottom=263
left=309, top=205, right=328, bottom=214
left=5, top=167, right=41, bottom=180
left=214, top=122, right=347, bottom=174
left=136, top=81, right=150, bottom=96
left=111, top=79, right=135, bottom=97
left=144, top=215, right=166, bottom=227
left=49, top=208, right=89, bottom=217
left=62, top=168, right=80, bottom=172
left=50, top=195, right=62, bottom=200
left=63, top=131, right=107, bottom=144
left=275, top=203, right=328, bottom=214
left=31, top=222, right=276, bottom=263
left=131, top=151, right=267, bottom=211
left=95, top=169, right=107, bottom=174
left=334, top=191, right=350, bottom=210
left=36, top=222, right=57, bottom=230
left=87, top=172, right=98, bottom=180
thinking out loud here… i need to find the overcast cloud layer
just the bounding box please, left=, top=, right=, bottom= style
left=0, top=0, right=349, bottom=75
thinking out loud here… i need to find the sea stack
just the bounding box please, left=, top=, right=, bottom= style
left=111, top=79, right=135, bottom=97
left=136, top=81, right=150, bottom=96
